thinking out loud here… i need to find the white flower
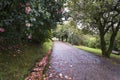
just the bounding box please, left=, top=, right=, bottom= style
left=26, top=23, right=31, bottom=27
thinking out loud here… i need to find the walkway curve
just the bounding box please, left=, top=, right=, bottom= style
left=45, top=41, right=120, bottom=80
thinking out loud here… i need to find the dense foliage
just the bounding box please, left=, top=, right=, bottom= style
left=53, top=20, right=83, bottom=45
left=0, top=0, right=65, bottom=52
left=68, top=0, right=120, bottom=58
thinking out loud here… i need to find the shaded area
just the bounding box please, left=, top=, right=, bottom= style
left=25, top=50, right=51, bottom=80
left=45, top=41, right=120, bottom=80
left=0, top=41, right=52, bottom=80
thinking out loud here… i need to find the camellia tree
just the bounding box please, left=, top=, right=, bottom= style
left=28, top=0, right=65, bottom=43
left=0, top=0, right=65, bottom=52
left=68, top=0, right=120, bottom=58
left=0, top=0, right=27, bottom=52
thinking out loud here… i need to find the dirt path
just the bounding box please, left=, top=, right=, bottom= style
left=45, top=41, right=120, bottom=80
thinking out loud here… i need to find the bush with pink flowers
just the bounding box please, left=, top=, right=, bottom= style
left=0, top=0, right=65, bottom=53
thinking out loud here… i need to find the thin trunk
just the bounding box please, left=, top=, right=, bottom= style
left=106, top=25, right=119, bottom=57
left=106, top=33, right=116, bottom=57
left=66, top=37, right=68, bottom=42
left=61, top=36, right=63, bottom=41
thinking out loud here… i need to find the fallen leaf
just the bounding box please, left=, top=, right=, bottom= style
left=49, top=73, right=53, bottom=78
left=69, top=77, right=72, bottom=80
left=70, top=65, right=72, bottom=67
left=59, top=73, right=63, bottom=78
left=65, top=75, right=69, bottom=79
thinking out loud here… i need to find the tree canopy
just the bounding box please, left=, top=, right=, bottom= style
left=68, top=0, right=120, bottom=57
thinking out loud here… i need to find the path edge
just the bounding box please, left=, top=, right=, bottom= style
left=25, top=43, right=53, bottom=80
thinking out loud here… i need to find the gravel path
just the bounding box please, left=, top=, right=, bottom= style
left=45, top=41, right=120, bottom=80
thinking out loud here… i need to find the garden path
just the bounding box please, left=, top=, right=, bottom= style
left=45, top=41, right=120, bottom=80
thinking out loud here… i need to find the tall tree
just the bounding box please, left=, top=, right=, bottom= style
left=68, top=0, right=120, bottom=58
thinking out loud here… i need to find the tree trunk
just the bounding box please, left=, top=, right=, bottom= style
left=61, top=36, right=64, bottom=41
left=106, top=35, right=115, bottom=57
left=100, top=31, right=118, bottom=58
left=106, top=29, right=118, bottom=57
left=100, top=37, right=109, bottom=57
left=100, top=32, right=110, bottom=58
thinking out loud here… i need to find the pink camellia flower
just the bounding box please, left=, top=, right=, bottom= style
left=0, top=28, right=5, bottom=32
left=28, top=35, right=32, bottom=39
left=26, top=23, right=31, bottom=27
left=25, top=6, right=31, bottom=14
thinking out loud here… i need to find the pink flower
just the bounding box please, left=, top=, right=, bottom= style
left=26, top=23, right=31, bottom=27
left=25, top=6, right=31, bottom=14
left=0, top=28, right=5, bottom=32
left=28, top=35, right=32, bottom=39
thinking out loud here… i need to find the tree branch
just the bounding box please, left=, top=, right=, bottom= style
left=115, top=21, right=120, bottom=32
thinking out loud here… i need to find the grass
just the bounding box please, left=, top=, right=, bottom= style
left=74, top=45, right=120, bottom=59
left=0, top=40, right=52, bottom=80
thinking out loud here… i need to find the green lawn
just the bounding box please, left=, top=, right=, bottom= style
left=0, top=40, right=52, bottom=80
left=75, top=45, right=120, bottom=59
